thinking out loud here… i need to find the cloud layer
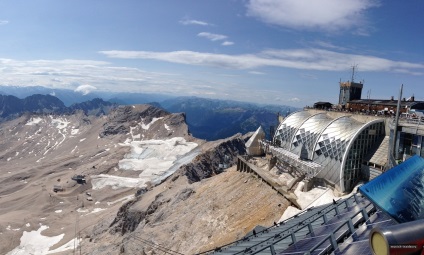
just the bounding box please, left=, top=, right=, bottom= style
left=246, top=0, right=379, bottom=32
left=98, top=48, right=424, bottom=75
left=0, top=57, right=304, bottom=106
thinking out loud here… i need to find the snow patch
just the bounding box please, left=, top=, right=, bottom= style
left=94, top=137, right=198, bottom=190
left=71, top=128, right=79, bottom=135
left=5, top=225, right=67, bottom=255
left=47, top=237, right=80, bottom=254
left=107, top=195, right=135, bottom=206
left=71, top=145, right=78, bottom=153
left=119, top=137, right=198, bottom=182
left=141, top=117, right=163, bottom=130
left=79, top=138, right=86, bottom=142
left=50, top=117, right=70, bottom=129
left=164, top=124, right=171, bottom=131
left=25, top=117, right=43, bottom=126
left=6, top=225, right=20, bottom=231
left=279, top=206, right=302, bottom=222
left=91, top=174, right=145, bottom=190
left=88, top=208, right=106, bottom=214
left=77, top=208, right=89, bottom=213
left=279, top=182, right=362, bottom=222
left=294, top=182, right=336, bottom=209
left=55, top=210, right=62, bottom=213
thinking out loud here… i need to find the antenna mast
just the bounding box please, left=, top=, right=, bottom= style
left=351, top=65, right=357, bottom=83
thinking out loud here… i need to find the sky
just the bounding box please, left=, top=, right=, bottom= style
left=0, top=0, right=423, bottom=107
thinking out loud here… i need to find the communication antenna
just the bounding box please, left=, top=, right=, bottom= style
left=351, top=64, right=358, bottom=83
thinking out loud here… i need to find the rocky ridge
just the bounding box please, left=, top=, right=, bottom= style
left=0, top=94, right=116, bottom=121
left=0, top=103, right=288, bottom=255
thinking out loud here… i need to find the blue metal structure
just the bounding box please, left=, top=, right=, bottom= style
left=359, top=155, right=424, bottom=223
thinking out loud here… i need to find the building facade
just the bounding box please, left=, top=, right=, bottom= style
left=347, top=98, right=424, bottom=114
left=273, top=111, right=385, bottom=192
left=339, top=81, right=363, bottom=106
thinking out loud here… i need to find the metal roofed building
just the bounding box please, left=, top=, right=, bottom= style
left=272, top=111, right=385, bottom=193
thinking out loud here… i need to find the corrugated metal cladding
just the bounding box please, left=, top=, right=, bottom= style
left=273, top=111, right=385, bottom=192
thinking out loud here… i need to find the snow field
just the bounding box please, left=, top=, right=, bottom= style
left=279, top=182, right=362, bottom=222
left=92, top=137, right=198, bottom=190
left=5, top=225, right=78, bottom=255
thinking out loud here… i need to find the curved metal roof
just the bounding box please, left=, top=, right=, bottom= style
left=340, top=119, right=385, bottom=191
left=312, top=116, right=364, bottom=189
left=273, top=111, right=312, bottom=150
left=273, top=111, right=385, bottom=192
left=290, top=113, right=333, bottom=159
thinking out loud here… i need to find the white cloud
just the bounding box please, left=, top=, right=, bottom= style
left=179, top=19, right=211, bottom=26
left=0, top=20, right=8, bottom=25
left=249, top=71, right=265, bottom=75
left=289, top=97, right=300, bottom=102
left=246, top=0, right=379, bottom=32
left=98, top=49, right=424, bottom=75
left=1, top=50, right=422, bottom=108
left=313, top=41, right=347, bottom=51
left=0, top=58, right=197, bottom=96
left=222, top=41, right=234, bottom=46
left=74, top=84, right=97, bottom=95
left=198, top=32, right=227, bottom=41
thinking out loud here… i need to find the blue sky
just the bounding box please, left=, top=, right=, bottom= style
left=0, top=0, right=422, bottom=107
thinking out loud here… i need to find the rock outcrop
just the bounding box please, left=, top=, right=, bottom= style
left=179, top=133, right=247, bottom=183
left=100, top=105, right=169, bottom=137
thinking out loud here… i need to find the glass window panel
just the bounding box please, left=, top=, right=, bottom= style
left=411, top=146, right=418, bottom=156
left=413, top=135, right=420, bottom=146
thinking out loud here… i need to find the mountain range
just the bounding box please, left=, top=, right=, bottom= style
left=0, top=85, right=297, bottom=141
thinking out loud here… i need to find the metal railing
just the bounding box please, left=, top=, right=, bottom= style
left=260, top=140, right=322, bottom=180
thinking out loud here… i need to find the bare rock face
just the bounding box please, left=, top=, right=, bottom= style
left=100, top=105, right=168, bottom=137
left=99, top=105, right=191, bottom=140
left=109, top=192, right=177, bottom=236
left=109, top=199, right=145, bottom=235
left=98, top=134, right=250, bottom=252
left=179, top=133, right=247, bottom=183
